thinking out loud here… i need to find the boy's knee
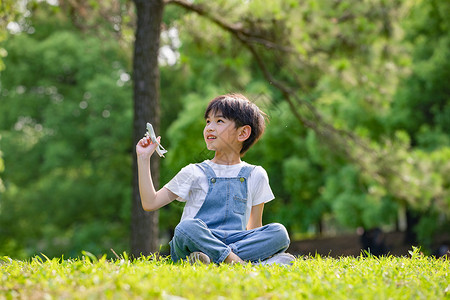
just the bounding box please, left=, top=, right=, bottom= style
left=174, top=218, right=205, bottom=236
left=171, top=219, right=206, bottom=259
left=268, top=223, right=290, bottom=249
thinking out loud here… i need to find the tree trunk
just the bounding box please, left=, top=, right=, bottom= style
left=131, top=0, right=164, bottom=257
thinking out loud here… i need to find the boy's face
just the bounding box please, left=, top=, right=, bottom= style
left=204, top=111, right=242, bottom=155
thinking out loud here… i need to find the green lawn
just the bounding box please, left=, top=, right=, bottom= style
left=1, top=249, right=449, bottom=299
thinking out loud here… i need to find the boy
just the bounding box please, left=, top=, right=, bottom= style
left=136, top=93, right=294, bottom=265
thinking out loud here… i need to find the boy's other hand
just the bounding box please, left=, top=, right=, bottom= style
left=136, top=136, right=161, bottom=158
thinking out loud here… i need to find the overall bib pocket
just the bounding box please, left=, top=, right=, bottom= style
left=233, top=196, right=247, bottom=215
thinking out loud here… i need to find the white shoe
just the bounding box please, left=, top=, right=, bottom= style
left=253, top=252, right=296, bottom=266
left=188, top=252, right=211, bottom=265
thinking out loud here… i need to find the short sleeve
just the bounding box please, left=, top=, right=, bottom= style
left=249, top=166, right=275, bottom=206
left=164, top=164, right=199, bottom=202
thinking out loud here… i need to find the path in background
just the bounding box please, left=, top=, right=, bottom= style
left=287, top=231, right=450, bottom=257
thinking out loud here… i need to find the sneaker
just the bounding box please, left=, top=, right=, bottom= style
left=188, top=252, right=211, bottom=265
left=253, top=252, right=296, bottom=266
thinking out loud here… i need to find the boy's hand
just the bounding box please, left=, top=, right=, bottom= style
left=136, top=135, right=161, bottom=158
left=136, top=122, right=167, bottom=158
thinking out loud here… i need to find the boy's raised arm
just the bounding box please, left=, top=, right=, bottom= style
left=136, top=136, right=177, bottom=211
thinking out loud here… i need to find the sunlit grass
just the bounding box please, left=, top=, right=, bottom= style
left=1, top=248, right=449, bottom=299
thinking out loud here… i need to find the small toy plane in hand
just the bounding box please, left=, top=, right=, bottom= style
left=145, top=122, right=168, bottom=158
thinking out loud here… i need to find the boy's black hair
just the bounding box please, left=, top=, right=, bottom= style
left=204, top=93, right=267, bottom=155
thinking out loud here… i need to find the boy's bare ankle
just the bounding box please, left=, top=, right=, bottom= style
left=224, top=251, right=245, bottom=264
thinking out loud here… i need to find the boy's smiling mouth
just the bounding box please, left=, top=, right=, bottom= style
left=206, top=135, right=217, bottom=140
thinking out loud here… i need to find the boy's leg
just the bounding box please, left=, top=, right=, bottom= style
left=224, top=223, right=291, bottom=262
left=169, top=218, right=232, bottom=264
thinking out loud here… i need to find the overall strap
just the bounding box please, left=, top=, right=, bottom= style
left=237, top=165, right=256, bottom=179
left=196, top=162, right=217, bottom=179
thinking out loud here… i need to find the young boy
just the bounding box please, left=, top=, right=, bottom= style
left=136, top=93, right=294, bottom=265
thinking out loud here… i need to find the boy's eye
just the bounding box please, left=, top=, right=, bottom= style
left=217, top=119, right=224, bottom=123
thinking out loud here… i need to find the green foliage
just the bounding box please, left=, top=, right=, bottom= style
left=1, top=0, right=450, bottom=259
left=0, top=7, right=132, bottom=258
left=1, top=252, right=449, bottom=299
left=390, top=0, right=450, bottom=142
left=384, top=0, right=450, bottom=240
left=389, top=0, right=450, bottom=148
left=0, top=0, right=20, bottom=71
left=0, top=0, right=26, bottom=197
left=159, top=0, right=449, bottom=248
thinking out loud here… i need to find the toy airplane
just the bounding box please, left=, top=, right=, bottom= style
left=145, top=122, right=168, bottom=158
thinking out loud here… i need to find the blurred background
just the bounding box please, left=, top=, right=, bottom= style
left=0, top=0, right=448, bottom=259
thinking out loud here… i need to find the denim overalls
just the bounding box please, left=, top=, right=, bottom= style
left=169, top=162, right=290, bottom=263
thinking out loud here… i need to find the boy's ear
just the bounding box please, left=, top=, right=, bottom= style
left=237, top=125, right=251, bottom=142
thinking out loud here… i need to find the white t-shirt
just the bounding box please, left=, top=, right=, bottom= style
left=164, top=160, right=275, bottom=226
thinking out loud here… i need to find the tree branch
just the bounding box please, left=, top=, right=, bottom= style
left=166, top=0, right=370, bottom=147
left=165, top=0, right=406, bottom=187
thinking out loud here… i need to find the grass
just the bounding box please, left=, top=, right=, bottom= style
left=1, top=248, right=449, bottom=299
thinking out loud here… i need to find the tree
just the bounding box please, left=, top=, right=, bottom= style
left=0, top=0, right=21, bottom=70
left=130, top=0, right=164, bottom=257
left=0, top=0, right=167, bottom=257
left=2, top=0, right=448, bottom=258
left=161, top=0, right=407, bottom=228
left=0, top=4, right=133, bottom=258
left=387, top=0, right=450, bottom=246
left=160, top=0, right=449, bottom=248
left=0, top=0, right=24, bottom=204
